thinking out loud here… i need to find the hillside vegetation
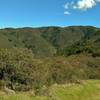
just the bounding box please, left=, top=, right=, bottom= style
left=0, top=26, right=100, bottom=98
left=0, top=26, right=99, bottom=57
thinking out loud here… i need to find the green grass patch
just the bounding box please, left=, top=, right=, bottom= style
left=0, top=80, right=100, bottom=100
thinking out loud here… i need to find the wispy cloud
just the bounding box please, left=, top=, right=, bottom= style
left=64, top=3, right=71, bottom=15
left=64, top=3, right=69, bottom=9
left=64, top=11, right=70, bottom=15
left=63, top=2, right=74, bottom=15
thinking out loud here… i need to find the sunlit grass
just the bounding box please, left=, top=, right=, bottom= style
left=0, top=80, right=100, bottom=100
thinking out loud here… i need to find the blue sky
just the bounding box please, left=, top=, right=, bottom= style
left=0, top=0, right=100, bottom=28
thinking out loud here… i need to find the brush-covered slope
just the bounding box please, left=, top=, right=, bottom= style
left=61, top=27, right=100, bottom=56
left=0, top=26, right=99, bottom=57
left=0, top=28, right=56, bottom=57
left=0, top=26, right=100, bottom=94
left=40, top=26, right=97, bottom=48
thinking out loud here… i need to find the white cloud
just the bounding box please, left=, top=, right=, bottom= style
left=73, top=0, right=99, bottom=11
left=63, top=0, right=100, bottom=15
left=64, top=11, right=70, bottom=15
left=63, top=0, right=100, bottom=13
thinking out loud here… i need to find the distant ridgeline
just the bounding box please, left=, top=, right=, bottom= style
left=0, top=26, right=99, bottom=57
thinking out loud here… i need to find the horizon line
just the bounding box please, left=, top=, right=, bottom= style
left=0, top=25, right=99, bottom=29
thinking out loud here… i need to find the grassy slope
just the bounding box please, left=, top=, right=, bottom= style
left=0, top=29, right=56, bottom=57
left=0, top=34, right=13, bottom=48
left=50, top=80, right=100, bottom=100
left=0, top=80, right=100, bottom=100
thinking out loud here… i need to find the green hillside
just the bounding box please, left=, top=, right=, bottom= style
left=0, top=26, right=100, bottom=99
left=0, top=26, right=99, bottom=57
left=0, top=28, right=56, bottom=57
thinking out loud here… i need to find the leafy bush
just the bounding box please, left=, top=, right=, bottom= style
left=0, top=48, right=100, bottom=95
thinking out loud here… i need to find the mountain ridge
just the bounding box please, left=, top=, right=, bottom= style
left=0, top=26, right=99, bottom=57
